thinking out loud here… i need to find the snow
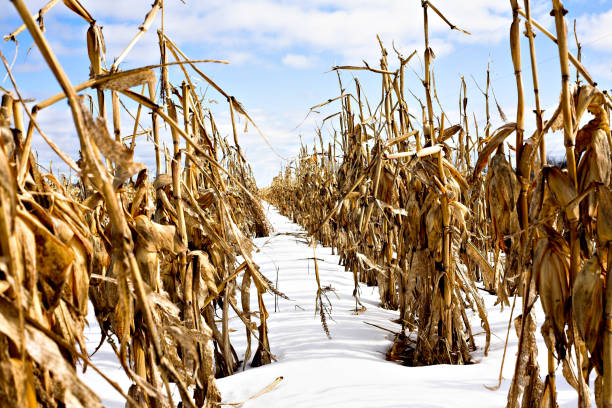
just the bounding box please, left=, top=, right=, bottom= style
left=79, top=203, right=588, bottom=408
left=81, top=309, right=132, bottom=407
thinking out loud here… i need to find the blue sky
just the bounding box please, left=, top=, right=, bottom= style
left=1, top=0, right=612, bottom=186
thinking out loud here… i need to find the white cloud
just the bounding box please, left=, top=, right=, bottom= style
left=225, top=51, right=254, bottom=66
left=587, top=62, right=612, bottom=80
left=39, top=0, right=518, bottom=66
left=282, top=53, right=313, bottom=69
left=29, top=103, right=81, bottom=176
left=1, top=1, right=524, bottom=81
left=575, top=9, right=612, bottom=53
left=13, top=62, right=44, bottom=73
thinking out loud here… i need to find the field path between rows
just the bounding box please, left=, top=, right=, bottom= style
left=81, top=204, right=584, bottom=407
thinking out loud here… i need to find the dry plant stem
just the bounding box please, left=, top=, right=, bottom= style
left=438, top=118, right=453, bottom=348
left=3, top=0, right=60, bottom=41
left=17, top=116, right=36, bottom=185
left=229, top=96, right=245, bottom=164
left=311, top=239, right=330, bottom=338
left=220, top=376, right=284, bottom=407
left=332, top=65, right=396, bottom=75
left=573, top=20, right=582, bottom=84
left=226, top=297, right=276, bottom=362
left=152, top=56, right=163, bottom=179
left=552, top=2, right=586, bottom=407
left=552, top=0, right=577, bottom=190
left=525, top=0, right=555, bottom=401
left=12, top=95, right=23, bottom=134
left=516, top=9, right=604, bottom=98
left=182, top=82, right=195, bottom=192
left=111, top=0, right=161, bottom=71
left=111, top=91, right=121, bottom=141
left=421, top=1, right=435, bottom=144
left=547, top=345, right=556, bottom=406
left=523, top=0, right=545, bottom=168
left=508, top=1, right=538, bottom=405
left=9, top=1, right=195, bottom=406
left=490, top=294, right=518, bottom=390
left=509, top=0, right=526, bottom=224
left=424, top=0, right=471, bottom=35
left=551, top=0, right=581, bottom=280
left=96, top=86, right=106, bottom=117
left=32, top=60, right=227, bottom=111
left=510, top=0, right=527, bottom=246
left=222, top=281, right=234, bottom=375
left=459, top=78, right=468, bottom=171
left=0, top=104, right=26, bottom=394
left=605, top=241, right=612, bottom=406
left=129, top=84, right=146, bottom=151
left=168, top=99, right=193, bottom=372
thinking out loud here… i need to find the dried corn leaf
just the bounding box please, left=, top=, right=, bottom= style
left=0, top=298, right=102, bottom=407
left=572, top=254, right=603, bottom=353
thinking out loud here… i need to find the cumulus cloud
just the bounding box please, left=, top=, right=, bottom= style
left=575, top=9, right=612, bottom=53
left=282, top=54, right=313, bottom=69
left=589, top=62, right=612, bottom=80
left=225, top=51, right=254, bottom=66
left=23, top=0, right=523, bottom=66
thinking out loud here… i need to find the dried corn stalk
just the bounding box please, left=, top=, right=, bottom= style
left=1, top=1, right=276, bottom=407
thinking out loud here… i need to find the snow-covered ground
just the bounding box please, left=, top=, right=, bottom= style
left=80, top=204, right=587, bottom=407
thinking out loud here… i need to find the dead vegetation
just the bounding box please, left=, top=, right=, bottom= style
left=264, top=1, right=612, bottom=407
left=1, top=0, right=612, bottom=408
left=0, top=0, right=274, bottom=407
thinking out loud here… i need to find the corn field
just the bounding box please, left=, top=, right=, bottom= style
left=0, top=0, right=278, bottom=407
left=265, top=1, right=612, bottom=407
left=0, top=0, right=611, bottom=407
